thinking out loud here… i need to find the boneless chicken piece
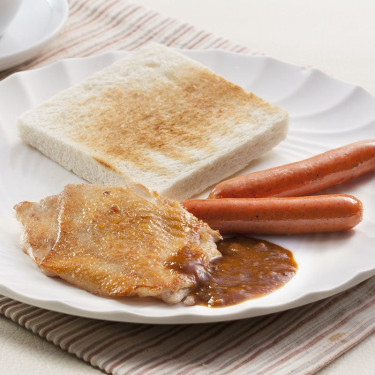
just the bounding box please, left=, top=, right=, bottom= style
left=14, top=184, right=221, bottom=304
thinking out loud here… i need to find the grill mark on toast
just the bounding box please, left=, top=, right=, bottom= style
left=93, top=156, right=119, bottom=172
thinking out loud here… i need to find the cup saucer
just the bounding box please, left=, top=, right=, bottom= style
left=0, top=0, right=68, bottom=71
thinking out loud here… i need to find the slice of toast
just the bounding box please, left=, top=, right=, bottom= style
left=17, top=44, right=288, bottom=201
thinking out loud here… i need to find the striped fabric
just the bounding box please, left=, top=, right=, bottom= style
left=1, top=0, right=375, bottom=374
left=1, top=278, right=375, bottom=375
left=0, top=0, right=250, bottom=80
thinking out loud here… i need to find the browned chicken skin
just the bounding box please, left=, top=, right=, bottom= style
left=14, top=184, right=221, bottom=304
left=14, top=195, right=60, bottom=266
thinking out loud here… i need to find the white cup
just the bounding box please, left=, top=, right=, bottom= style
left=0, top=0, right=22, bottom=37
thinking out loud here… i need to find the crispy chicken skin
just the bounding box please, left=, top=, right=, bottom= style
left=14, top=195, right=60, bottom=267
left=14, top=184, right=221, bottom=304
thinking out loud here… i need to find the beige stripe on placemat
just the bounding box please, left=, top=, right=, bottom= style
left=1, top=0, right=375, bottom=374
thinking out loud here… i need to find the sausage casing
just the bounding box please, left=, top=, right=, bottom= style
left=183, top=195, right=363, bottom=234
left=209, top=140, right=375, bottom=199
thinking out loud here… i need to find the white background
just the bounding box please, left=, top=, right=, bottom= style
left=1, top=0, right=374, bottom=374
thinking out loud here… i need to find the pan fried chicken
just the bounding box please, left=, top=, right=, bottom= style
left=14, top=184, right=221, bottom=304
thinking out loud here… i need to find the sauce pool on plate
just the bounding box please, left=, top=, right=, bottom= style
left=167, top=236, right=297, bottom=307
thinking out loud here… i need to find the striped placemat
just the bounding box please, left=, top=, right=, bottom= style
left=1, top=0, right=375, bottom=374
left=0, top=0, right=250, bottom=80
left=1, top=278, right=375, bottom=375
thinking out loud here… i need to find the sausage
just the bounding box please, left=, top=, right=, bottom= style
left=183, top=195, right=363, bottom=234
left=209, top=140, right=375, bottom=199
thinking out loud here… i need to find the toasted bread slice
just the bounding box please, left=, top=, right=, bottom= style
left=17, top=44, right=288, bottom=201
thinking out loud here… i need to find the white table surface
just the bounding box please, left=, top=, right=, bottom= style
left=1, top=0, right=374, bottom=374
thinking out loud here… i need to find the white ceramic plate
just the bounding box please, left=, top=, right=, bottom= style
left=0, top=49, right=375, bottom=324
left=0, top=0, right=68, bottom=71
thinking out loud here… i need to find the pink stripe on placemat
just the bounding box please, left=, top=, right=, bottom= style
left=1, top=0, right=375, bottom=374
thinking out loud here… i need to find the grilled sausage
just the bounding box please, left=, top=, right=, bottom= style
left=209, top=140, right=375, bottom=199
left=183, top=195, right=363, bottom=234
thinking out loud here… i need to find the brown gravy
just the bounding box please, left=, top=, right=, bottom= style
left=168, top=236, right=297, bottom=307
